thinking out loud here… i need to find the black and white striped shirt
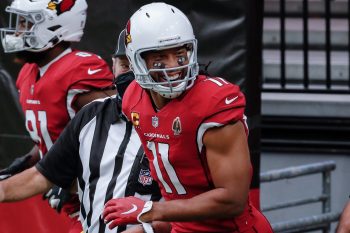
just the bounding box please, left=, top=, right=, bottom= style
left=36, top=97, right=161, bottom=233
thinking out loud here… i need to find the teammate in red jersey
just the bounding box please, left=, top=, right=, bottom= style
left=0, top=0, right=114, bottom=232
left=102, top=2, right=273, bottom=233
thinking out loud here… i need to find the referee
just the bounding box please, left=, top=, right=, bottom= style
left=0, top=32, right=162, bottom=233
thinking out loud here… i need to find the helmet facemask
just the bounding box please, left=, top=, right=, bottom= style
left=1, top=7, right=45, bottom=53
left=134, top=41, right=199, bottom=99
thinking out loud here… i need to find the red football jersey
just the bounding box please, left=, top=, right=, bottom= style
left=16, top=50, right=113, bottom=157
left=123, top=75, right=266, bottom=232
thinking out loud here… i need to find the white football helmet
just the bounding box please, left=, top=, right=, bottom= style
left=126, top=2, right=199, bottom=99
left=0, top=0, right=87, bottom=53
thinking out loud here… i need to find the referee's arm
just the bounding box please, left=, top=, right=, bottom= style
left=0, top=103, right=84, bottom=203
left=0, top=166, right=53, bottom=202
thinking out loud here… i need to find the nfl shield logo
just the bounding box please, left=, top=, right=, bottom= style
left=138, top=169, right=153, bottom=186
left=30, top=85, right=34, bottom=95
left=152, top=116, right=159, bottom=128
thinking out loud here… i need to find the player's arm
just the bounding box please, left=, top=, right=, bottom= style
left=203, top=121, right=251, bottom=216
left=103, top=121, right=251, bottom=225
left=0, top=166, right=53, bottom=202
left=72, top=88, right=117, bottom=110
left=23, top=145, right=40, bottom=165
left=145, top=121, right=250, bottom=221
left=26, top=145, right=40, bottom=163
left=0, top=145, right=40, bottom=180
left=336, top=200, right=350, bottom=233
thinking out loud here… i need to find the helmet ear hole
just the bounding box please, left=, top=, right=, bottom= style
left=49, top=36, right=59, bottom=46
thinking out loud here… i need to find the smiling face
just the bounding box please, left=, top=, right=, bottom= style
left=142, top=46, right=189, bottom=86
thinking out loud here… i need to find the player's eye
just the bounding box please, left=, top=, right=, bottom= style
left=177, top=56, right=186, bottom=66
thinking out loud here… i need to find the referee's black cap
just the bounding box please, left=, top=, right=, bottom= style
left=113, top=29, right=126, bottom=58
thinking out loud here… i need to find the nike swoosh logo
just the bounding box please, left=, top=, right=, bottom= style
left=88, top=68, right=102, bottom=75
left=121, top=204, right=138, bottom=215
left=225, top=96, right=238, bottom=105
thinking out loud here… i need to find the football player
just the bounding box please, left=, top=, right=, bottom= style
left=102, top=3, right=273, bottom=232
left=0, top=0, right=115, bottom=232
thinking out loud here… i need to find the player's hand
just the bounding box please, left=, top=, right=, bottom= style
left=102, top=196, right=153, bottom=229
left=43, top=185, right=71, bottom=213
left=0, top=154, right=33, bottom=180
left=61, top=193, right=80, bottom=218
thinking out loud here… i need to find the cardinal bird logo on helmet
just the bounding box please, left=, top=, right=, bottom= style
left=47, top=0, right=77, bottom=15
left=125, top=20, right=132, bottom=45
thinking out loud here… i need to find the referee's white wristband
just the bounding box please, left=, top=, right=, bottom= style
left=137, top=201, right=153, bottom=222
left=137, top=201, right=154, bottom=233
left=142, top=223, right=154, bottom=233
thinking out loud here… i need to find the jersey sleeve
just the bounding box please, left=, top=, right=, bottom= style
left=36, top=111, right=82, bottom=189
left=204, top=85, right=245, bottom=125
left=65, top=51, right=114, bottom=118
left=68, top=51, right=114, bottom=90
left=196, top=77, right=247, bottom=152
left=200, top=77, right=246, bottom=124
